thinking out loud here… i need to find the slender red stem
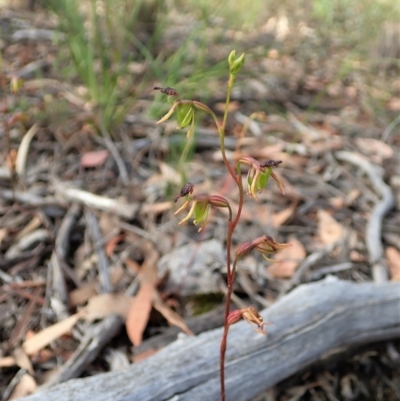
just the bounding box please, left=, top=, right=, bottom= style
left=218, top=72, right=246, bottom=401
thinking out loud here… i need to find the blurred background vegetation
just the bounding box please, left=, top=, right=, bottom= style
left=2, top=0, right=400, bottom=130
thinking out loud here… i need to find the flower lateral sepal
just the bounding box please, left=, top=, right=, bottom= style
left=238, top=157, right=285, bottom=199
left=174, top=193, right=231, bottom=232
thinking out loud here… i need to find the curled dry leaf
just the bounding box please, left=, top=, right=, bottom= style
left=105, top=233, right=125, bottom=257
left=15, top=123, right=39, bottom=178
left=267, top=236, right=306, bottom=278
left=386, top=247, right=400, bottom=281
left=317, top=209, right=345, bottom=245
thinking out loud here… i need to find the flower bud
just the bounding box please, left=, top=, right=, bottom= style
left=229, top=52, right=245, bottom=75
left=236, top=241, right=255, bottom=258
left=208, top=195, right=230, bottom=209
left=227, top=310, right=242, bottom=326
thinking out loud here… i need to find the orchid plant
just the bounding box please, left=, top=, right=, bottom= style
left=155, top=51, right=290, bottom=401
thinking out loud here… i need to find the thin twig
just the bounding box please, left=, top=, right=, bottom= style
left=49, top=204, right=82, bottom=317
left=84, top=209, right=112, bottom=293
left=99, top=120, right=130, bottom=185
left=309, top=262, right=355, bottom=281
left=290, top=241, right=338, bottom=288
left=335, top=151, right=395, bottom=282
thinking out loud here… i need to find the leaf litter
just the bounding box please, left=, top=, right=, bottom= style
left=0, top=3, right=400, bottom=401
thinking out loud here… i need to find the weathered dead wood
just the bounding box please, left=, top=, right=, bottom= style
left=21, top=279, right=400, bottom=401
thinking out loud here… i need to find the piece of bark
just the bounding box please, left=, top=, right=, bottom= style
left=20, top=279, right=400, bottom=401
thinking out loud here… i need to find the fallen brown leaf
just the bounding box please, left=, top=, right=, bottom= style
left=80, top=150, right=109, bottom=168
left=355, top=138, right=394, bottom=161
left=13, top=347, right=33, bottom=374
left=14, top=215, right=42, bottom=242
left=387, top=97, right=400, bottom=111
left=272, top=201, right=297, bottom=227
left=153, top=295, right=194, bottom=336
left=69, top=282, right=98, bottom=307
left=0, top=356, right=17, bottom=368
left=69, top=267, right=124, bottom=307
left=268, top=236, right=306, bottom=278
left=105, top=233, right=125, bottom=257
left=126, top=241, right=160, bottom=346
left=8, top=373, right=36, bottom=400
left=317, top=209, right=344, bottom=245
left=386, top=247, right=400, bottom=281
left=0, top=228, right=8, bottom=245
left=23, top=313, right=82, bottom=356
left=83, top=293, right=134, bottom=322
left=126, top=281, right=154, bottom=346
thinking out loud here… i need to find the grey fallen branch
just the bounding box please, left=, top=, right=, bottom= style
left=20, top=278, right=400, bottom=401
left=335, top=151, right=395, bottom=282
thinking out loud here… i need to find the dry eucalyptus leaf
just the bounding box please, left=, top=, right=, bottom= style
left=8, top=373, right=37, bottom=400
left=14, top=215, right=42, bottom=241
left=153, top=295, right=193, bottom=336
left=83, top=293, right=134, bottom=322
left=70, top=267, right=124, bottom=307
left=23, top=313, right=82, bottom=356
left=80, top=150, right=109, bottom=168
left=268, top=236, right=306, bottom=278
left=355, top=137, right=394, bottom=161
left=0, top=356, right=17, bottom=368
left=15, top=123, right=39, bottom=178
left=317, top=209, right=344, bottom=245
left=272, top=202, right=296, bottom=227
left=12, top=347, right=33, bottom=374
left=386, top=246, right=400, bottom=281
left=126, top=281, right=154, bottom=346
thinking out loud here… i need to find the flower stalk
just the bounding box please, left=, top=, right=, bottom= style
left=155, top=51, right=288, bottom=401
